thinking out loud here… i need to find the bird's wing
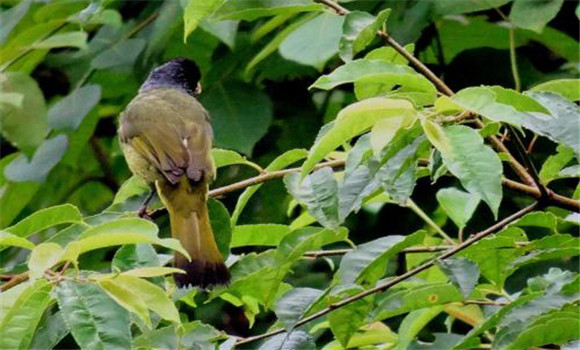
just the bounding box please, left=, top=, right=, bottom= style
left=119, top=89, right=213, bottom=184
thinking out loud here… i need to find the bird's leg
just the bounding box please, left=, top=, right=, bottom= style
left=138, top=190, right=155, bottom=220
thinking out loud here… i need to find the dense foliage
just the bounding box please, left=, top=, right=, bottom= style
left=1, top=0, right=579, bottom=349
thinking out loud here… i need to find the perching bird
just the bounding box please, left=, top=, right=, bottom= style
left=118, top=57, right=229, bottom=288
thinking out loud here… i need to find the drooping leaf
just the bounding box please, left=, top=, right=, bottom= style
left=0, top=0, right=32, bottom=44
left=55, top=280, right=131, bottom=350
left=200, top=83, right=273, bottom=155
left=426, top=124, right=503, bottom=218
left=279, top=12, right=344, bottom=70
left=284, top=167, right=340, bottom=229
left=301, top=97, right=416, bottom=176
left=339, top=9, right=390, bottom=61
left=112, top=175, right=150, bottom=205
left=0, top=72, right=47, bottom=154
left=47, top=84, right=101, bottom=131
left=97, top=278, right=151, bottom=327
left=208, top=198, right=231, bottom=259
left=231, top=224, right=292, bottom=247
left=334, top=231, right=425, bottom=288
left=436, top=188, right=480, bottom=229
left=0, top=279, right=52, bottom=350
left=4, top=134, right=69, bottom=182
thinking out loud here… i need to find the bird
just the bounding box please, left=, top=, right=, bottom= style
left=118, top=57, right=230, bottom=289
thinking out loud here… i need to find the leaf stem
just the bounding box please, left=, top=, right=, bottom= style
left=406, top=199, right=455, bottom=244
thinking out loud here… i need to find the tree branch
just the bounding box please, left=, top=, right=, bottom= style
left=236, top=202, right=539, bottom=346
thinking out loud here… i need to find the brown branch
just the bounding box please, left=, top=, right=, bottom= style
left=304, top=242, right=530, bottom=258
left=236, top=202, right=539, bottom=346
left=0, top=272, right=29, bottom=292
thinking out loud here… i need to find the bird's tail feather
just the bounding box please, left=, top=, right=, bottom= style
left=156, top=178, right=229, bottom=289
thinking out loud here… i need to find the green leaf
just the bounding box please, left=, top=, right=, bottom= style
left=98, top=278, right=151, bottom=327
left=200, top=20, right=239, bottom=49
left=55, top=280, right=131, bottom=350
left=183, top=0, right=227, bottom=40
left=231, top=149, right=307, bottom=225
left=30, top=311, right=69, bottom=350
left=395, top=306, right=445, bottom=350
left=47, top=84, right=101, bottom=131
left=91, top=39, right=146, bottom=69
left=301, top=97, right=416, bottom=176
left=525, top=92, right=580, bottom=152
left=430, top=125, right=503, bottom=218
left=459, top=227, right=527, bottom=287
left=259, top=330, right=316, bottom=350
left=120, top=267, right=184, bottom=277
left=339, top=9, right=390, bottom=61
left=212, top=148, right=262, bottom=172
left=310, top=59, right=429, bottom=92
left=214, top=0, right=323, bottom=21
left=112, top=243, right=161, bottom=272
left=32, top=31, right=88, bottom=50
left=436, top=188, right=480, bottom=229
left=279, top=12, right=344, bottom=70
left=433, top=0, right=512, bottom=16
left=539, top=145, right=575, bottom=184
left=133, top=321, right=226, bottom=349
left=508, top=234, right=579, bottom=273
left=284, top=167, right=339, bottom=229
left=112, top=175, right=150, bottom=205
left=370, top=111, right=416, bottom=156
left=4, top=203, right=83, bottom=238
left=437, top=257, right=479, bottom=297
left=338, top=163, right=379, bottom=221
left=511, top=211, right=560, bottom=233
left=0, top=279, right=52, bottom=350
left=0, top=231, right=34, bottom=249
left=334, top=231, right=425, bottom=288
left=0, top=0, right=32, bottom=45
left=375, top=132, right=426, bottom=203
left=371, top=283, right=463, bottom=321
left=231, top=224, right=291, bottom=247
left=277, top=226, right=348, bottom=264
left=28, top=242, right=63, bottom=279
left=509, top=0, right=564, bottom=33
left=364, top=44, right=414, bottom=65
left=208, top=198, right=231, bottom=258
left=328, top=286, right=373, bottom=347
left=60, top=218, right=188, bottom=262
left=102, top=275, right=181, bottom=324
left=4, top=134, right=69, bottom=182
left=530, top=79, right=580, bottom=102
left=494, top=306, right=580, bottom=350
left=0, top=72, right=47, bottom=154
left=200, top=83, right=273, bottom=155
left=275, top=287, right=324, bottom=330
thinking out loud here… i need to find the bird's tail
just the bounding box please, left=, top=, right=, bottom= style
left=156, top=178, right=229, bottom=289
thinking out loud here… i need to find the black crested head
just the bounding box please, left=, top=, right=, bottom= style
left=140, top=57, right=201, bottom=96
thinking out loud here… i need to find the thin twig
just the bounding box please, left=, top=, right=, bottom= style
left=236, top=203, right=539, bottom=345
left=0, top=272, right=29, bottom=292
